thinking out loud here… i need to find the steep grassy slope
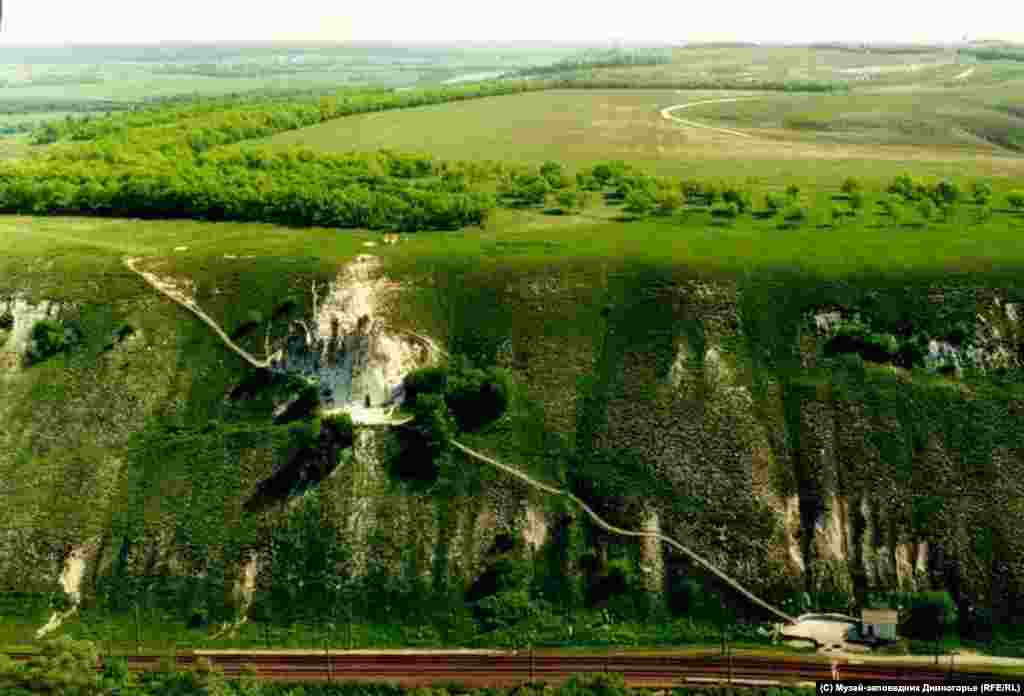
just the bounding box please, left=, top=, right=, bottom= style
left=2, top=205, right=1023, bottom=649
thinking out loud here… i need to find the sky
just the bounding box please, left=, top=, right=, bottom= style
left=0, top=0, right=1022, bottom=45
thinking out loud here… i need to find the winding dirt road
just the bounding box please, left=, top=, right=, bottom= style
left=659, top=97, right=761, bottom=139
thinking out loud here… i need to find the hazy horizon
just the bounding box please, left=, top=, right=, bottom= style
left=0, top=0, right=1021, bottom=46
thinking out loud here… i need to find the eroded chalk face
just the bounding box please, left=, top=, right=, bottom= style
left=280, top=255, right=435, bottom=418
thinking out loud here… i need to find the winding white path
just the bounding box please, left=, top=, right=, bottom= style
left=450, top=440, right=798, bottom=626
left=660, top=97, right=761, bottom=139
left=125, top=257, right=282, bottom=370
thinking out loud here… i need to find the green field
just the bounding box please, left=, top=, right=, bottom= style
left=263, top=89, right=1024, bottom=190
left=680, top=89, right=1024, bottom=150
left=4, top=191, right=1023, bottom=299
left=584, top=45, right=1024, bottom=88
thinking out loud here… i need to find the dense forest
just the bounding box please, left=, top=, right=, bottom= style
left=0, top=82, right=568, bottom=231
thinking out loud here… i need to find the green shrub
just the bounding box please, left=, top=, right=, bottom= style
left=931, top=179, right=960, bottom=205
left=710, top=202, right=739, bottom=219
left=970, top=180, right=993, bottom=205
left=764, top=192, right=785, bottom=213
left=680, top=179, right=724, bottom=206
left=623, top=188, right=656, bottom=216
left=654, top=189, right=681, bottom=216
left=785, top=183, right=801, bottom=200
left=575, top=172, right=599, bottom=191
left=26, top=319, right=69, bottom=365
left=474, top=589, right=538, bottom=632
left=516, top=176, right=551, bottom=206
left=556, top=189, right=590, bottom=213
left=781, top=205, right=807, bottom=223
left=902, top=591, right=958, bottom=643
left=1007, top=190, right=1024, bottom=210
left=0, top=310, right=12, bottom=331
left=888, top=174, right=928, bottom=201
left=444, top=364, right=512, bottom=432
left=0, top=637, right=110, bottom=694
left=680, top=179, right=703, bottom=202
left=560, top=672, right=629, bottom=696
left=404, top=366, right=449, bottom=404
left=840, top=177, right=862, bottom=195
left=410, top=392, right=454, bottom=452
left=539, top=160, right=565, bottom=188
left=848, top=190, right=865, bottom=212
left=320, top=412, right=355, bottom=448
left=590, top=161, right=630, bottom=186
left=722, top=186, right=752, bottom=213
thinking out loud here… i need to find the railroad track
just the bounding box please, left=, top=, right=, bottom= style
left=4, top=651, right=1007, bottom=686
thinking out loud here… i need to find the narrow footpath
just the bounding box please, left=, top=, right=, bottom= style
left=451, top=441, right=798, bottom=626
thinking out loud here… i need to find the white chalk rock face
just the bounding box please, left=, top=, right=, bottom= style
left=280, top=255, right=436, bottom=417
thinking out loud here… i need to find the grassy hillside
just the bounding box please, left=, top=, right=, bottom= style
left=2, top=50, right=1024, bottom=655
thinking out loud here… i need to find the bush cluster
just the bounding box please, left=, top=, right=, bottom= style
left=886, top=174, right=962, bottom=206
left=822, top=313, right=927, bottom=368
left=403, top=358, right=512, bottom=434
left=25, top=319, right=71, bottom=365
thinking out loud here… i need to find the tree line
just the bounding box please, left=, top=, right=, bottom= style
left=550, top=77, right=848, bottom=92
left=30, top=80, right=548, bottom=146
left=512, top=48, right=673, bottom=77
left=0, top=148, right=502, bottom=231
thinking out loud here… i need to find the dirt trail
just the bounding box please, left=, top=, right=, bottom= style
left=660, top=97, right=761, bottom=139
left=450, top=440, right=798, bottom=626
left=124, top=257, right=281, bottom=370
